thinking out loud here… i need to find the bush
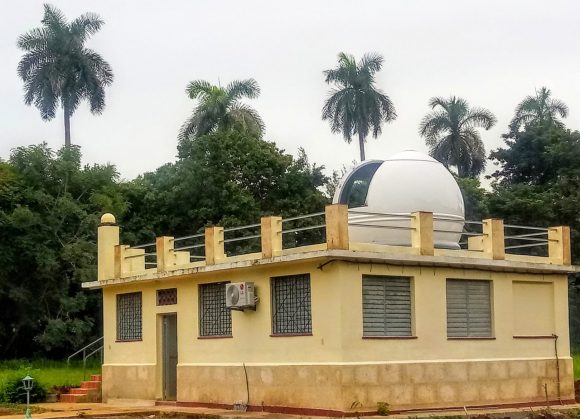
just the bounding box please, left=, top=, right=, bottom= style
left=0, top=377, right=47, bottom=403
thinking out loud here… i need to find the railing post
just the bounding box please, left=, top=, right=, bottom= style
left=483, top=218, right=505, bottom=260
left=156, top=236, right=172, bottom=272
left=205, top=226, right=225, bottom=265
left=114, top=245, right=145, bottom=278
left=261, top=216, right=282, bottom=258
left=325, top=204, right=349, bottom=250
left=98, top=213, right=119, bottom=281
left=157, top=236, right=191, bottom=272
left=411, top=211, right=434, bottom=256
left=549, top=226, right=571, bottom=265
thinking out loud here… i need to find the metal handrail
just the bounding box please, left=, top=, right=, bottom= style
left=67, top=336, right=103, bottom=364
left=283, top=224, right=326, bottom=234
left=282, top=212, right=325, bottom=223
left=131, top=242, right=156, bottom=249
left=67, top=336, right=104, bottom=380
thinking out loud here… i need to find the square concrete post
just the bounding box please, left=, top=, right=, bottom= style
left=156, top=236, right=172, bottom=272
left=325, top=204, right=349, bottom=250
left=98, top=214, right=119, bottom=281
left=205, top=226, right=225, bottom=265
left=114, top=245, right=145, bottom=278
left=411, top=211, right=434, bottom=256
left=483, top=218, right=505, bottom=260
left=549, top=226, right=571, bottom=265
left=261, top=216, right=282, bottom=258
left=157, top=236, right=191, bottom=272
left=467, top=235, right=484, bottom=251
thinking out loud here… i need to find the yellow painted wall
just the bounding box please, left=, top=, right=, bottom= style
left=513, top=281, right=555, bottom=336
left=102, top=259, right=571, bottom=402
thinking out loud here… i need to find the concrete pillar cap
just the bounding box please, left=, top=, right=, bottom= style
left=100, top=213, right=116, bottom=224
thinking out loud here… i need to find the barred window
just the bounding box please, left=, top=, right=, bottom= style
left=157, top=288, right=177, bottom=306
left=271, top=274, right=312, bottom=335
left=116, top=292, right=142, bottom=341
left=446, top=280, right=492, bottom=338
left=362, top=276, right=412, bottom=337
left=199, top=282, right=231, bottom=337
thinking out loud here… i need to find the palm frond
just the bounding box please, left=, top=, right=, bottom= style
left=359, top=52, right=383, bottom=74
left=71, top=12, right=104, bottom=41
left=461, top=107, right=496, bottom=130
left=549, top=98, right=569, bottom=119
left=41, top=4, right=67, bottom=31
left=226, top=79, right=260, bottom=101
left=228, top=103, right=265, bottom=138
left=17, top=28, right=49, bottom=51
left=428, top=96, right=450, bottom=111
left=185, top=80, right=214, bottom=99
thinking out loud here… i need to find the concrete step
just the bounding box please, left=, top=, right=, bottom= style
left=90, top=374, right=102, bottom=382
left=60, top=393, right=88, bottom=403
left=70, top=388, right=90, bottom=395
left=80, top=380, right=101, bottom=390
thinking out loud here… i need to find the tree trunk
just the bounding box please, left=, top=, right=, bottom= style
left=358, top=131, right=366, bottom=161
left=64, top=106, right=71, bottom=147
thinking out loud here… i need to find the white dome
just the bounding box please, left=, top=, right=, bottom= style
left=332, top=150, right=465, bottom=249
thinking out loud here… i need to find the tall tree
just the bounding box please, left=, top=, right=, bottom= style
left=419, top=96, right=496, bottom=178
left=17, top=4, right=114, bottom=147
left=510, top=87, right=568, bottom=133
left=178, top=79, right=264, bottom=141
left=322, top=52, right=396, bottom=161
left=0, top=144, right=126, bottom=357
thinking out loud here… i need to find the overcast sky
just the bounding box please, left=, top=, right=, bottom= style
left=1, top=0, right=579, bottom=181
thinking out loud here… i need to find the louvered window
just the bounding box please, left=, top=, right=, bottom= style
left=199, top=282, right=232, bottom=337
left=446, top=279, right=492, bottom=338
left=362, top=276, right=412, bottom=337
left=271, top=274, right=312, bottom=335
left=116, top=292, right=142, bottom=341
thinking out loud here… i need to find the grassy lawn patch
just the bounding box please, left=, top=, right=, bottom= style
left=574, top=353, right=580, bottom=380
left=0, top=359, right=101, bottom=397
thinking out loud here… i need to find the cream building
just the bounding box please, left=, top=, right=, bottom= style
left=84, top=151, right=578, bottom=415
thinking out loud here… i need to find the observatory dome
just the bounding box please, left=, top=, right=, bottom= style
left=332, top=150, right=465, bottom=249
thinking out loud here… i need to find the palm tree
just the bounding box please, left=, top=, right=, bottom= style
left=17, top=4, right=114, bottom=147
left=510, top=87, right=568, bottom=132
left=178, top=79, right=264, bottom=141
left=322, top=52, right=396, bottom=161
left=419, top=96, right=496, bottom=178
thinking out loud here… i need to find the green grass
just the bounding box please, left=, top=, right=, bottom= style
left=574, top=353, right=580, bottom=380
left=0, top=359, right=101, bottom=393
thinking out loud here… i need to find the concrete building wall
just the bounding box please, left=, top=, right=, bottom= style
left=101, top=260, right=573, bottom=411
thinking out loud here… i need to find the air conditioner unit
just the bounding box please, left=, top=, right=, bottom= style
left=225, top=282, right=255, bottom=309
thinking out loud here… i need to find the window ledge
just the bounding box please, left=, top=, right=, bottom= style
left=513, top=335, right=555, bottom=339
left=447, top=337, right=496, bottom=340
left=115, top=339, right=143, bottom=343
left=363, top=336, right=417, bottom=340
left=198, top=335, right=233, bottom=340
left=270, top=333, right=313, bottom=337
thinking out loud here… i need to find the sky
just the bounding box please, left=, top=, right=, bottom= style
left=1, top=0, right=579, bottom=181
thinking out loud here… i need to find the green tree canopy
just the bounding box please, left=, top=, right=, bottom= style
left=17, top=4, right=114, bottom=147
left=178, top=79, right=265, bottom=142
left=509, top=87, right=568, bottom=134
left=123, top=130, right=329, bottom=245
left=0, top=144, right=125, bottom=357
left=419, top=96, right=496, bottom=178
left=322, top=52, right=396, bottom=161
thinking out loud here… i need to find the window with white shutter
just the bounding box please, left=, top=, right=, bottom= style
left=446, top=279, right=492, bottom=338
left=362, top=276, right=412, bottom=337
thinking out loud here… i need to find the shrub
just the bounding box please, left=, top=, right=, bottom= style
left=0, top=377, right=47, bottom=403
left=377, top=401, right=390, bottom=416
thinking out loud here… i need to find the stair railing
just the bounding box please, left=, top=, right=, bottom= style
left=67, top=336, right=104, bottom=380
